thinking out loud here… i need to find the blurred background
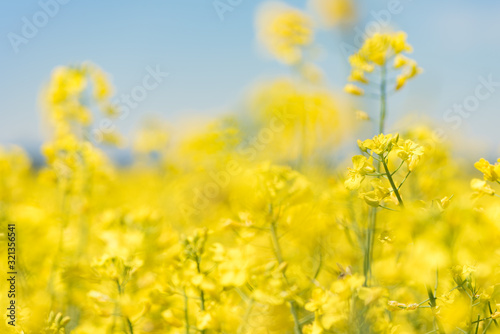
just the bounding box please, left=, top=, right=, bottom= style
left=1, top=0, right=500, bottom=163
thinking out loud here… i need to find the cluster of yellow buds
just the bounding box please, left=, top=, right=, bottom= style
left=345, top=133, right=424, bottom=208
left=393, top=54, right=421, bottom=90
left=181, top=228, right=209, bottom=262
left=39, top=63, right=125, bottom=195
left=471, top=178, right=495, bottom=198
left=43, top=62, right=122, bottom=145
left=40, top=134, right=114, bottom=194
left=43, top=312, right=71, bottom=334
left=437, top=195, right=453, bottom=210
left=256, top=3, right=313, bottom=65
left=357, top=133, right=399, bottom=155
left=345, top=155, right=376, bottom=190
left=359, top=178, right=394, bottom=207
left=309, top=0, right=357, bottom=27
left=395, top=138, right=425, bottom=171
left=471, top=158, right=500, bottom=198
left=474, top=158, right=500, bottom=182
left=92, top=255, right=142, bottom=286
left=344, top=32, right=422, bottom=96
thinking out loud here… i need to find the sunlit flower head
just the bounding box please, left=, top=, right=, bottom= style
left=309, top=0, right=357, bottom=27
left=256, top=2, right=313, bottom=65
left=345, top=31, right=422, bottom=94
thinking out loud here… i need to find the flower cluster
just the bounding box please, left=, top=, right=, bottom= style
left=345, top=133, right=424, bottom=208
left=344, top=32, right=422, bottom=96
left=471, top=158, right=500, bottom=198
left=256, top=3, right=313, bottom=65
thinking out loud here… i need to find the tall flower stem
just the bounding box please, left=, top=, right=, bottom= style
left=364, top=64, right=388, bottom=286
left=379, top=63, right=387, bottom=134
left=184, top=288, right=190, bottom=334
left=380, top=156, right=405, bottom=208
left=269, top=217, right=303, bottom=334
left=195, top=257, right=206, bottom=334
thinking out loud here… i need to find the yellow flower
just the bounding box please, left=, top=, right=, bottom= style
left=474, top=158, right=500, bottom=182
left=256, top=3, right=313, bottom=64
left=390, top=31, right=413, bottom=54
left=395, top=60, right=422, bottom=90
left=305, top=288, right=329, bottom=312
left=345, top=155, right=375, bottom=190
left=405, top=303, right=419, bottom=311
left=357, top=286, right=387, bottom=305
left=404, top=59, right=422, bottom=79
left=344, top=83, right=364, bottom=96
left=346, top=32, right=420, bottom=90
left=101, top=131, right=125, bottom=147
left=439, top=196, right=453, bottom=209
left=348, top=69, right=369, bottom=84
left=217, top=248, right=248, bottom=287
left=197, top=310, right=217, bottom=330
left=161, top=309, right=184, bottom=327
left=47, top=66, right=87, bottom=104
left=393, top=54, right=409, bottom=69
left=359, top=178, right=391, bottom=207
left=461, top=264, right=476, bottom=276
left=395, top=139, right=424, bottom=171
left=395, top=74, right=407, bottom=90
left=471, top=178, right=495, bottom=197
left=355, top=110, right=370, bottom=121
left=309, top=0, right=356, bottom=27
left=388, top=301, right=406, bottom=311
left=358, top=133, right=397, bottom=155
left=349, top=53, right=375, bottom=73
left=89, top=66, right=113, bottom=101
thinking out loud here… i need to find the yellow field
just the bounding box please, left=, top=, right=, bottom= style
left=1, top=1, right=500, bottom=333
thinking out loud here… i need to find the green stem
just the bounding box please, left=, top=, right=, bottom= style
left=126, top=317, right=134, bottom=334
left=487, top=302, right=498, bottom=328
left=364, top=207, right=377, bottom=286
left=184, top=289, right=190, bottom=334
left=473, top=317, right=493, bottom=324
left=483, top=321, right=494, bottom=333
left=195, top=259, right=206, bottom=311
left=391, top=160, right=405, bottom=176
left=312, top=251, right=323, bottom=280
left=427, top=285, right=446, bottom=334
left=381, top=156, right=405, bottom=208
left=195, top=258, right=206, bottom=334
left=398, top=171, right=412, bottom=191
left=379, top=63, right=387, bottom=134
left=364, top=65, right=388, bottom=287
left=301, top=106, right=307, bottom=168
left=238, top=298, right=254, bottom=334
left=270, top=220, right=303, bottom=334
left=378, top=205, right=398, bottom=212
left=270, top=221, right=285, bottom=263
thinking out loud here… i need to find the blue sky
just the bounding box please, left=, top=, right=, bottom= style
left=1, top=0, right=500, bottom=159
